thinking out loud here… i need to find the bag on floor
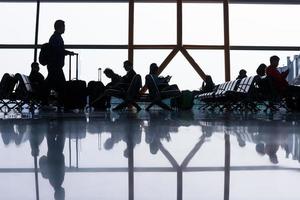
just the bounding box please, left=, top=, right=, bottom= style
left=171, top=90, right=194, bottom=110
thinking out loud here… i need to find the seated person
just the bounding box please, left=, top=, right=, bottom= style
left=256, top=63, right=267, bottom=78
left=193, top=75, right=215, bottom=96
left=0, top=62, right=45, bottom=100
left=115, top=60, right=137, bottom=91
left=29, top=62, right=45, bottom=99
left=266, top=55, right=289, bottom=95
left=266, top=55, right=300, bottom=109
left=236, top=69, right=247, bottom=80
left=148, top=63, right=179, bottom=91
left=0, top=73, right=17, bottom=99
left=103, top=68, right=121, bottom=88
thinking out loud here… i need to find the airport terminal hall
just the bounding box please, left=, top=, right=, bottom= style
left=2, top=0, right=300, bottom=200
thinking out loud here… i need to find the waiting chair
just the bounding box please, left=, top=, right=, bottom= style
left=145, top=74, right=181, bottom=111
left=105, top=74, right=142, bottom=111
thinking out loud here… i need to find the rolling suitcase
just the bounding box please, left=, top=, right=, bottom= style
left=64, top=54, right=87, bottom=110
left=87, top=68, right=107, bottom=110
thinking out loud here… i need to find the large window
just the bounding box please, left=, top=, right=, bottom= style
left=39, top=3, right=128, bottom=45
left=0, top=3, right=36, bottom=44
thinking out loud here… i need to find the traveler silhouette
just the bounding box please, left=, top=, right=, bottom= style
left=194, top=75, right=215, bottom=96
left=266, top=55, right=300, bottom=110
left=39, top=120, right=66, bottom=200
left=104, top=68, right=121, bottom=88
left=28, top=62, right=46, bottom=102
left=45, top=20, right=75, bottom=108
left=256, top=63, right=267, bottom=77
left=148, top=63, right=179, bottom=91
left=117, top=60, right=137, bottom=91
left=236, top=69, right=247, bottom=80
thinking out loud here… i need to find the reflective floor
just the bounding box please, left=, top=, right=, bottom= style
left=1, top=110, right=300, bottom=200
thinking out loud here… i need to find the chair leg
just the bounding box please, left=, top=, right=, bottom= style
left=146, top=102, right=155, bottom=111
left=156, top=101, right=172, bottom=111
left=131, top=102, right=142, bottom=111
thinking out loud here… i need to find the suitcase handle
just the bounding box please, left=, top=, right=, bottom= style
left=69, top=54, right=79, bottom=81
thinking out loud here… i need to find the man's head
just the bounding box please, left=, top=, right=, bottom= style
left=149, top=63, right=158, bottom=75
left=103, top=68, right=114, bottom=78
left=123, top=60, right=133, bottom=72
left=31, top=62, right=40, bottom=72
left=54, top=20, right=65, bottom=34
left=270, top=55, right=280, bottom=67
left=239, top=69, right=247, bottom=76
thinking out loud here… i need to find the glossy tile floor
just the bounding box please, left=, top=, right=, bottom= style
left=1, top=110, right=300, bottom=200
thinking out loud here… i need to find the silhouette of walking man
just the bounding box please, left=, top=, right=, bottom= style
left=46, top=20, right=74, bottom=107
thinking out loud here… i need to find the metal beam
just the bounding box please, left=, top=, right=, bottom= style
left=1, top=0, right=300, bottom=4
left=223, top=0, right=231, bottom=81
left=180, top=47, right=206, bottom=80
left=128, top=0, right=134, bottom=63
left=1, top=44, right=300, bottom=51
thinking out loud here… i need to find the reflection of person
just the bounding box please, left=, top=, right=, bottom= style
left=46, top=20, right=75, bottom=106
left=39, top=120, right=66, bottom=200
left=103, top=113, right=142, bottom=158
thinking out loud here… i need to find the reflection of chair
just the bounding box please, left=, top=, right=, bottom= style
left=105, top=74, right=142, bottom=111
left=145, top=74, right=181, bottom=111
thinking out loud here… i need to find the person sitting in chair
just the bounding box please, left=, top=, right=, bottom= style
left=148, top=63, right=179, bottom=92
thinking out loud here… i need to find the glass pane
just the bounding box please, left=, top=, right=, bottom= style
left=134, top=49, right=174, bottom=86
left=188, top=50, right=225, bottom=85
left=39, top=3, right=128, bottom=45
left=135, top=3, right=176, bottom=44
left=0, top=174, right=36, bottom=200
left=0, top=3, right=36, bottom=44
left=184, top=172, right=224, bottom=200
left=231, top=171, right=300, bottom=200
left=61, top=49, right=128, bottom=83
left=0, top=49, right=34, bottom=78
left=183, top=3, right=224, bottom=45
left=230, top=4, right=300, bottom=46
left=135, top=173, right=176, bottom=200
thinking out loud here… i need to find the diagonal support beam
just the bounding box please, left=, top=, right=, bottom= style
left=180, top=47, right=206, bottom=80
left=140, top=47, right=180, bottom=93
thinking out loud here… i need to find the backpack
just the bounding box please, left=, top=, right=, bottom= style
left=171, top=90, right=194, bottom=110
left=39, top=43, right=52, bottom=66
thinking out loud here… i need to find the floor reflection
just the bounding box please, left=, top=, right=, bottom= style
left=0, top=111, right=300, bottom=200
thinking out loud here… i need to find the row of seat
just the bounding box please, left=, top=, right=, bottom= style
left=196, top=76, right=279, bottom=112
left=0, top=74, right=182, bottom=115
left=0, top=74, right=40, bottom=115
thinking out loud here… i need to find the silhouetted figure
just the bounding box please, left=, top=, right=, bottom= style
left=103, top=68, right=122, bottom=108
left=236, top=69, right=247, bottom=80
left=194, top=75, right=215, bottom=96
left=28, top=62, right=46, bottom=102
left=266, top=55, right=288, bottom=95
left=115, top=60, right=136, bottom=91
left=148, top=63, right=179, bottom=91
left=266, top=55, right=300, bottom=109
left=256, top=63, right=267, bottom=77
left=45, top=20, right=74, bottom=107
left=39, top=120, right=66, bottom=200
left=0, top=73, right=17, bottom=99
left=104, top=68, right=121, bottom=88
